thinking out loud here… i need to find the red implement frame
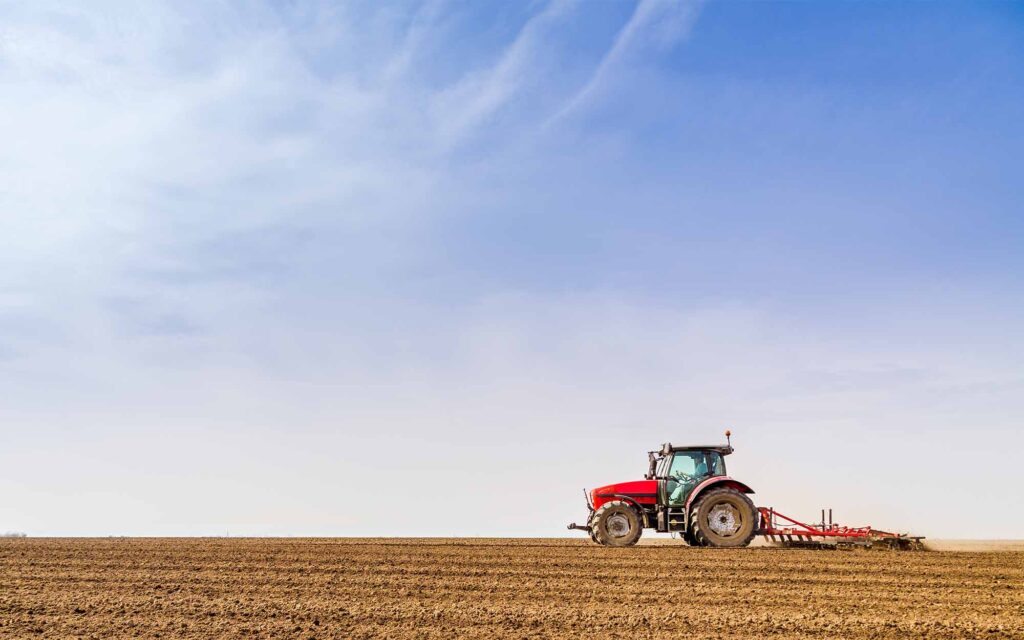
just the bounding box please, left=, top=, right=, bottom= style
left=758, top=507, right=924, bottom=549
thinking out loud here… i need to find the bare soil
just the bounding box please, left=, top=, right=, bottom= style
left=1, top=538, right=1022, bottom=639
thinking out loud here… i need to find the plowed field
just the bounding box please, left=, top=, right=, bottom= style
left=2, top=538, right=1022, bottom=639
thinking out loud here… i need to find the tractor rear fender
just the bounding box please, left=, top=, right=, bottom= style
left=684, top=476, right=755, bottom=513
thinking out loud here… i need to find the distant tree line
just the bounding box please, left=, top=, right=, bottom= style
left=2, top=532, right=27, bottom=538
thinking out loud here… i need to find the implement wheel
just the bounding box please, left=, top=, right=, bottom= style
left=591, top=501, right=642, bottom=547
left=689, top=488, right=757, bottom=548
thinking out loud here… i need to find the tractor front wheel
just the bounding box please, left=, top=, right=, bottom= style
left=591, top=501, right=643, bottom=547
left=689, top=488, right=757, bottom=548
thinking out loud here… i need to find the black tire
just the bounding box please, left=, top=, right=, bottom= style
left=689, top=488, right=757, bottom=548
left=591, top=500, right=643, bottom=547
left=682, top=528, right=702, bottom=547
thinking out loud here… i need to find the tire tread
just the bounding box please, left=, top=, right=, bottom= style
left=689, top=487, right=757, bottom=548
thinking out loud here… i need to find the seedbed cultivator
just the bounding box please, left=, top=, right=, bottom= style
left=759, top=507, right=924, bottom=550
left=568, top=431, right=924, bottom=549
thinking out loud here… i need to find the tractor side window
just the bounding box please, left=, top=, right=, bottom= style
left=669, top=452, right=723, bottom=480
left=669, top=453, right=699, bottom=478
left=708, top=452, right=725, bottom=476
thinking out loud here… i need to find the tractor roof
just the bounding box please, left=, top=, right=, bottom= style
left=659, top=442, right=734, bottom=456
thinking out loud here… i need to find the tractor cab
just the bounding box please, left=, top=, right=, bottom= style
left=647, top=442, right=731, bottom=508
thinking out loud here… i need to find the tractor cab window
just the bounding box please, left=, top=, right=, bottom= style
left=668, top=451, right=707, bottom=479
left=666, top=450, right=725, bottom=507
left=708, top=452, right=725, bottom=476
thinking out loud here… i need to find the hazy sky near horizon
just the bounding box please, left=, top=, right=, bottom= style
left=2, top=1, right=1022, bottom=538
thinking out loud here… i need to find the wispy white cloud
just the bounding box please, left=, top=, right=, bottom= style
left=547, top=0, right=702, bottom=126
left=429, top=0, right=576, bottom=145
left=381, top=0, right=449, bottom=86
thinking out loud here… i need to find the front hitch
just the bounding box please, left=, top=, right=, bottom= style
left=568, top=488, right=595, bottom=533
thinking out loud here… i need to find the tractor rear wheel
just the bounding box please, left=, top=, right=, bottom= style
left=591, top=501, right=643, bottom=547
left=689, top=488, right=757, bottom=548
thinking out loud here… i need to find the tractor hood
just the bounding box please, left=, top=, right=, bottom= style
left=590, top=479, right=658, bottom=510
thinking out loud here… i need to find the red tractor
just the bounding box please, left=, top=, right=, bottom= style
left=568, top=431, right=759, bottom=547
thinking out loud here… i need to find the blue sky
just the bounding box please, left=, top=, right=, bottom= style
left=1, top=1, right=1022, bottom=537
